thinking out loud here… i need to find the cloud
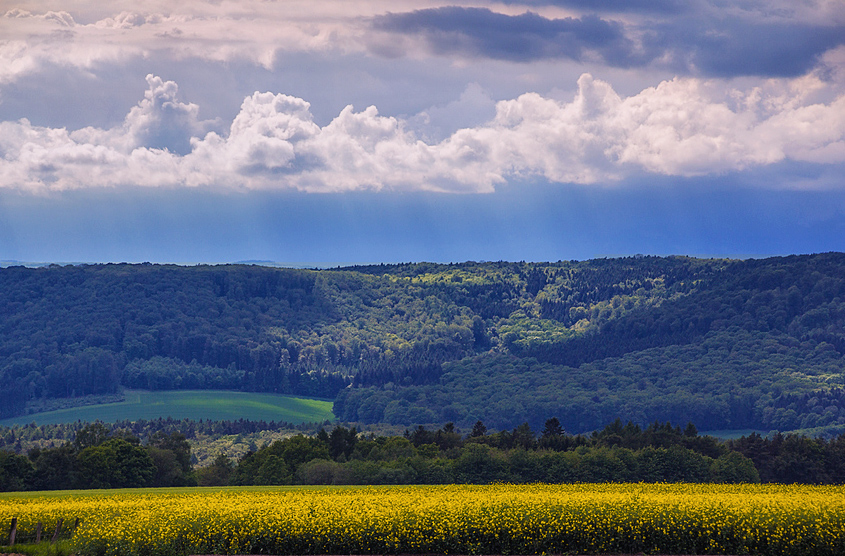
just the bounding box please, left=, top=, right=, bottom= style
left=407, top=83, right=497, bottom=143
left=71, top=74, right=218, bottom=155
left=0, top=8, right=139, bottom=85
left=370, top=6, right=845, bottom=77
left=3, top=9, right=76, bottom=26
left=0, top=3, right=366, bottom=85
left=371, top=8, right=641, bottom=66
left=3, top=1, right=845, bottom=96
left=651, top=19, right=845, bottom=78
left=500, top=0, right=687, bottom=15
left=1, top=73, right=844, bottom=193
left=94, top=12, right=163, bottom=29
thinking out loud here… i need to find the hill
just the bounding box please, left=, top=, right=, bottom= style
left=1, top=254, right=844, bottom=433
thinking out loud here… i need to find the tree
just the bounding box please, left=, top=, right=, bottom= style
left=328, top=426, right=358, bottom=461
left=148, top=431, right=193, bottom=485
left=279, top=435, right=331, bottom=470
left=709, top=451, right=760, bottom=483
left=511, top=423, right=535, bottom=450
left=453, top=444, right=506, bottom=483
left=148, top=447, right=181, bottom=487
left=539, top=417, right=568, bottom=451
left=76, top=438, right=156, bottom=489
left=74, top=423, right=112, bottom=450
left=542, top=417, right=564, bottom=437
left=435, top=423, right=462, bottom=450
left=255, top=455, right=290, bottom=485
left=29, top=444, right=77, bottom=491
left=197, top=453, right=234, bottom=486
left=0, top=450, right=34, bottom=491
left=470, top=420, right=487, bottom=438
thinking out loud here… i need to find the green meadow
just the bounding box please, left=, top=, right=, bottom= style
left=0, top=390, right=334, bottom=426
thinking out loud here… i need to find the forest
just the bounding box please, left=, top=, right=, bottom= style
left=1, top=254, right=844, bottom=435
left=4, top=418, right=845, bottom=491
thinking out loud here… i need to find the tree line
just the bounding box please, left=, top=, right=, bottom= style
left=0, top=423, right=193, bottom=491
left=0, top=417, right=317, bottom=454
left=5, top=418, right=845, bottom=491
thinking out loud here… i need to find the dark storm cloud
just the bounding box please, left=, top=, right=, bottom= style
left=665, top=21, right=845, bottom=78
left=372, top=6, right=845, bottom=77
left=371, top=7, right=644, bottom=66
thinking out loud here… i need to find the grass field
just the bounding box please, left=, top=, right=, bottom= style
left=2, top=484, right=844, bottom=556
left=0, top=390, right=334, bottom=426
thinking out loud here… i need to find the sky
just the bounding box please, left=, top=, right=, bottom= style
left=1, top=0, right=845, bottom=265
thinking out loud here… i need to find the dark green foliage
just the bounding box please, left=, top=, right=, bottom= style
left=0, top=449, right=34, bottom=491
left=729, top=432, right=845, bottom=483
left=76, top=438, right=156, bottom=489
left=336, top=327, right=845, bottom=432
left=710, top=451, right=761, bottom=483
left=635, top=446, right=712, bottom=482
left=224, top=420, right=773, bottom=485
left=405, top=423, right=462, bottom=450
left=73, top=422, right=112, bottom=450
left=327, top=425, right=358, bottom=460
left=197, top=453, right=234, bottom=486
left=29, top=444, right=77, bottom=491
left=593, top=419, right=725, bottom=458
left=0, top=262, right=489, bottom=413
left=230, top=434, right=330, bottom=485
left=1, top=423, right=196, bottom=491
left=334, top=253, right=845, bottom=433
left=542, top=417, right=564, bottom=437
left=147, top=432, right=193, bottom=486
left=2, top=418, right=844, bottom=490
left=470, top=420, right=487, bottom=438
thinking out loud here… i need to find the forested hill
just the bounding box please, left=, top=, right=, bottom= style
left=2, top=254, right=844, bottom=435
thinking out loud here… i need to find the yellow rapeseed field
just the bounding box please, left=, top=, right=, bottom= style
left=2, top=483, right=844, bottom=556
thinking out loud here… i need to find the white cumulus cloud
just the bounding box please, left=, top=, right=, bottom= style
left=1, top=73, right=844, bottom=193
